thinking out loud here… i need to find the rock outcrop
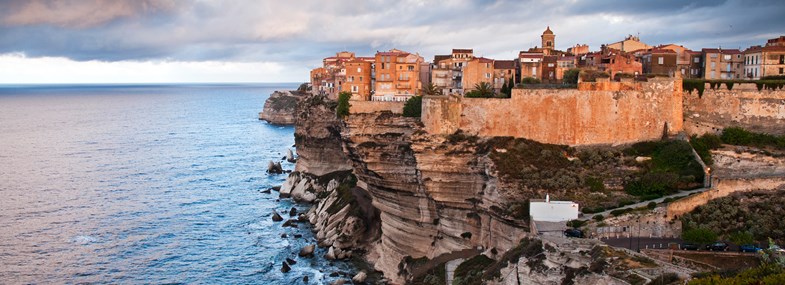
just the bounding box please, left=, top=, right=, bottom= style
left=259, top=90, right=304, bottom=125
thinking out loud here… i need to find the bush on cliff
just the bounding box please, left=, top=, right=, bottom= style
left=336, top=91, right=351, bottom=118
left=682, top=191, right=785, bottom=244
left=403, top=96, right=422, bottom=118
left=688, top=264, right=785, bottom=285
left=682, top=227, right=717, bottom=244
left=690, top=133, right=723, bottom=165
left=624, top=140, right=704, bottom=197
left=721, top=127, right=785, bottom=150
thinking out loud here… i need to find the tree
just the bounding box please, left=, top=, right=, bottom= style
left=729, top=231, right=755, bottom=245
left=421, top=83, right=442, bottom=96
left=403, top=96, right=422, bottom=118
left=682, top=227, right=717, bottom=244
left=465, top=82, right=494, bottom=98
left=336, top=91, right=351, bottom=118
left=563, top=69, right=580, bottom=85
left=521, top=77, right=541, bottom=84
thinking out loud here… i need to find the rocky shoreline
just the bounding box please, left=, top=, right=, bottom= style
left=259, top=90, right=306, bottom=125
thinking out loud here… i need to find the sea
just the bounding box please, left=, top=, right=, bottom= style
left=0, top=84, right=357, bottom=284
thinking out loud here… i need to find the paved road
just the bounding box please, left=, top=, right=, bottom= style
left=579, top=187, right=710, bottom=221
left=602, top=237, right=684, bottom=251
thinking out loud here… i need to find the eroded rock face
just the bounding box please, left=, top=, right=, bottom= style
left=294, top=95, right=352, bottom=176
left=341, top=112, right=529, bottom=283
left=259, top=90, right=304, bottom=125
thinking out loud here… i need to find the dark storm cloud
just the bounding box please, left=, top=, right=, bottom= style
left=0, top=0, right=784, bottom=64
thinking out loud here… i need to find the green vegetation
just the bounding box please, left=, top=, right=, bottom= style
left=688, top=264, right=785, bottom=285
left=720, top=127, right=785, bottom=150
left=499, top=78, right=514, bottom=98
left=690, top=133, right=722, bottom=165
left=268, top=93, right=299, bottom=110
left=325, top=174, right=359, bottom=215
left=297, top=82, right=309, bottom=92
left=682, top=227, right=717, bottom=244
left=682, top=191, right=785, bottom=244
left=729, top=231, right=755, bottom=246
left=520, top=77, right=542, bottom=84
left=421, top=83, right=442, bottom=96
left=403, top=96, right=422, bottom=118
left=563, top=68, right=580, bottom=85
left=465, top=82, right=495, bottom=98
left=580, top=69, right=610, bottom=82
left=336, top=91, right=351, bottom=118
left=593, top=214, right=605, bottom=221
left=452, top=255, right=494, bottom=285
left=682, top=79, right=785, bottom=97
left=623, top=140, right=704, bottom=198
left=410, top=262, right=446, bottom=285
left=585, top=176, right=605, bottom=192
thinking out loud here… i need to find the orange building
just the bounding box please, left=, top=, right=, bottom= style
left=431, top=49, right=475, bottom=95
left=493, top=60, right=516, bottom=91
left=462, top=57, right=494, bottom=91
left=373, top=49, right=424, bottom=101
left=343, top=57, right=373, bottom=100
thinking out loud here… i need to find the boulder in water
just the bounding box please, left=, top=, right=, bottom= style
left=299, top=244, right=315, bottom=257
left=267, top=161, right=283, bottom=174
left=286, top=257, right=297, bottom=265
left=289, top=207, right=297, bottom=217
left=271, top=210, right=283, bottom=222
left=281, top=261, right=291, bottom=273
left=352, top=271, right=367, bottom=283
left=286, top=148, right=297, bottom=163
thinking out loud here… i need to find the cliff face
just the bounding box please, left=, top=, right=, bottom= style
left=341, top=112, right=529, bottom=283
left=259, top=90, right=303, bottom=125
left=293, top=95, right=352, bottom=176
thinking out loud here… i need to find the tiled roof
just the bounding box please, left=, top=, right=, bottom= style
left=493, top=60, right=516, bottom=69
left=475, top=57, right=494, bottom=63
left=452, top=49, right=473, bottom=54
left=434, top=55, right=450, bottom=63
left=650, top=48, right=677, bottom=54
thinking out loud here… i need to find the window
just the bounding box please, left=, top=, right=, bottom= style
left=658, top=57, right=664, bottom=65
left=694, top=57, right=700, bottom=63
left=780, top=68, right=784, bottom=74
left=351, top=85, right=359, bottom=92
left=723, top=55, right=731, bottom=60
left=711, top=62, right=716, bottom=69
left=485, top=73, right=490, bottom=79
left=357, top=68, right=361, bottom=72
left=408, top=65, right=414, bottom=71
left=780, top=55, right=785, bottom=64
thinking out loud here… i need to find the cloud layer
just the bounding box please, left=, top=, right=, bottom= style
left=1, top=0, right=784, bottom=82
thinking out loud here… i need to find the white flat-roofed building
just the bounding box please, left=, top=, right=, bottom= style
left=529, top=195, right=579, bottom=222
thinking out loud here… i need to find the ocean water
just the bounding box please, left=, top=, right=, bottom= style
left=0, top=84, right=355, bottom=284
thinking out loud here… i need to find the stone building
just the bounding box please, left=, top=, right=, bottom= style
left=492, top=60, right=516, bottom=91
left=687, top=51, right=703, bottom=79
left=373, top=49, right=424, bottom=101
left=556, top=55, right=576, bottom=80
left=567, top=44, right=589, bottom=56
left=607, top=35, right=652, bottom=52
left=744, top=46, right=764, bottom=79
left=431, top=49, right=475, bottom=95
left=702, top=48, right=743, bottom=80
left=462, top=57, right=494, bottom=92
left=343, top=57, right=374, bottom=100
left=762, top=36, right=785, bottom=77
left=541, top=26, right=556, bottom=55
left=641, top=48, right=677, bottom=76
left=518, top=51, right=543, bottom=80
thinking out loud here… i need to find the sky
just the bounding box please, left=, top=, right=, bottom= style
left=1, top=0, right=784, bottom=84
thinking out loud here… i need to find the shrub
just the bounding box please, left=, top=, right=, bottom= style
left=729, top=231, right=754, bottom=245
left=690, top=133, right=722, bottom=165
left=521, top=77, right=542, bottom=84
left=585, top=176, right=605, bottom=192
left=682, top=79, right=706, bottom=97
left=567, top=219, right=587, bottom=228
left=563, top=69, right=580, bottom=84
left=682, top=227, right=717, bottom=244
left=402, top=96, right=422, bottom=118
left=721, top=127, right=785, bottom=150
left=336, top=91, right=351, bottom=118
left=453, top=255, right=494, bottom=285
left=647, top=202, right=657, bottom=210
left=593, top=214, right=605, bottom=221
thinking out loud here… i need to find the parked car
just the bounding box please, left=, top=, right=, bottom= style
left=707, top=242, right=729, bottom=251
left=681, top=243, right=700, bottom=250
left=564, top=229, right=583, bottom=238
left=740, top=244, right=762, bottom=252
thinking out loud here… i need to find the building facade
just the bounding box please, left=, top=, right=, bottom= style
left=373, top=49, right=424, bottom=101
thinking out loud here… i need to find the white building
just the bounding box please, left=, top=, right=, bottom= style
left=529, top=195, right=579, bottom=222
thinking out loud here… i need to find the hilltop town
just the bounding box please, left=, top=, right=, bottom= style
left=261, top=27, right=785, bottom=284
left=308, top=27, right=785, bottom=101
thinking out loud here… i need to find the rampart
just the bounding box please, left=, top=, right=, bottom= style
left=350, top=101, right=404, bottom=114
left=666, top=176, right=785, bottom=219
left=423, top=78, right=683, bottom=146
left=683, top=83, right=785, bottom=136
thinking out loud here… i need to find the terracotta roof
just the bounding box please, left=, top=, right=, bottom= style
left=493, top=60, right=515, bottom=69
left=744, top=45, right=763, bottom=53
left=650, top=48, right=677, bottom=54
left=762, top=45, right=785, bottom=52
left=543, top=26, right=553, bottom=35
left=452, top=49, right=473, bottom=54
left=434, top=55, right=450, bottom=63
left=722, top=49, right=741, bottom=54
left=702, top=48, right=721, bottom=53
left=520, top=54, right=543, bottom=59
left=475, top=57, right=494, bottom=63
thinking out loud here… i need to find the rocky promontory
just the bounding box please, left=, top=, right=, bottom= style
left=259, top=90, right=305, bottom=125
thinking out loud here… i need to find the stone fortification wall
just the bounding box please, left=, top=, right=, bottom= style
left=683, top=83, right=785, bottom=136
left=666, top=176, right=785, bottom=219
left=423, top=78, right=683, bottom=146
left=349, top=101, right=404, bottom=114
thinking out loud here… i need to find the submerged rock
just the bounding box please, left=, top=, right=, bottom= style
left=271, top=210, right=283, bottom=222
left=285, top=257, right=297, bottom=265
left=299, top=244, right=315, bottom=257
left=280, top=261, right=291, bottom=273
left=289, top=207, right=297, bottom=217
left=286, top=148, right=297, bottom=163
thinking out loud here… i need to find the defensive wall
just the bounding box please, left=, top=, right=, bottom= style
left=349, top=100, right=404, bottom=114
left=683, top=83, right=785, bottom=136
left=422, top=78, right=683, bottom=146
left=666, top=176, right=785, bottom=220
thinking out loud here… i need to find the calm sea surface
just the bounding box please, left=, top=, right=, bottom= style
left=0, top=84, right=355, bottom=284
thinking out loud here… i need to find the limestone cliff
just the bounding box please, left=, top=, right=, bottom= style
left=259, top=90, right=304, bottom=125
